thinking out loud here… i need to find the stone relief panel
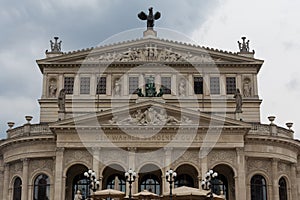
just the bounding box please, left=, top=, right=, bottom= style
left=208, top=150, right=236, bottom=167
left=100, top=149, right=127, bottom=166
left=136, top=150, right=164, bottom=167
left=86, top=47, right=216, bottom=63
left=278, top=162, right=291, bottom=176
left=29, top=159, right=54, bottom=176
left=247, top=158, right=271, bottom=174
left=9, top=162, right=23, bottom=177
left=64, top=150, right=92, bottom=167
left=48, top=77, right=58, bottom=98
left=172, top=149, right=199, bottom=167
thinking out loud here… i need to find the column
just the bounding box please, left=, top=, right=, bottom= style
left=92, top=148, right=100, bottom=178
left=220, top=74, right=226, bottom=96
left=236, top=148, right=246, bottom=200
left=291, top=164, right=297, bottom=200
left=188, top=74, right=194, bottom=96
left=90, top=74, right=96, bottom=96
left=200, top=156, right=208, bottom=180
left=21, top=158, right=29, bottom=200
left=107, top=74, right=112, bottom=96
left=54, top=147, right=64, bottom=200
left=126, top=148, right=136, bottom=196
left=2, top=163, right=9, bottom=200
left=253, top=74, right=258, bottom=97
left=42, top=74, right=47, bottom=98
left=123, top=74, right=128, bottom=96
left=272, top=158, right=279, bottom=200
left=74, top=74, right=80, bottom=96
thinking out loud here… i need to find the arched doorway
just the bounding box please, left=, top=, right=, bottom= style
left=174, top=164, right=198, bottom=188
left=65, top=164, right=89, bottom=200
left=138, top=164, right=162, bottom=195
left=102, top=164, right=126, bottom=192
left=213, top=164, right=235, bottom=200
left=250, top=174, right=267, bottom=200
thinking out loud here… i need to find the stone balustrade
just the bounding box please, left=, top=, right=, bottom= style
left=6, top=124, right=52, bottom=139
left=250, top=123, right=294, bottom=139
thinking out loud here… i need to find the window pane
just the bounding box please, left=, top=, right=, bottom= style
left=64, top=77, right=74, bottom=94
left=210, top=77, right=220, bottom=95
left=80, top=77, right=90, bottom=94
left=251, top=175, right=267, bottom=200
left=161, top=77, right=171, bottom=94
left=226, top=77, right=236, bottom=94
left=129, top=77, right=139, bottom=94
left=13, top=177, right=22, bottom=200
left=194, top=77, right=203, bottom=94
left=279, top=177, right=288, bottom=200
left=96, top=77, right=106, bottom=94
left=34, top=174, right=50, bottom=200
left=106, top=175, right=126, bottom=192
left=140, top=175, right=161, bottom=195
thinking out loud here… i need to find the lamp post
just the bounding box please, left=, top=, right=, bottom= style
left=166, top=169, right=177, bottom=200
left=125, top=168, right=136, bottom=200
left=84, top=169, right=100, bottom=200
left=201, top=169, right=218, bottom=200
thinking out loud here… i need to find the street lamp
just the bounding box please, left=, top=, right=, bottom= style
left=166, top=169, right=177, bottom=200
left=201, top=169, right=218, bottom=200
left=125, top=168, right=136, bottom=200
left=84, top=169, right=100, bottom=199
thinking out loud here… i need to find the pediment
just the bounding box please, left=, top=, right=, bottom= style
left=50, top=99, right=251, bottom=129
left=37, top=37, right=263, bottom=66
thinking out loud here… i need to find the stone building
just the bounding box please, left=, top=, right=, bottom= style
left=0, top=19, right=299, bottom=200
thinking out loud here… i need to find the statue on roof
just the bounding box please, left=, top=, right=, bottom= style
left=138, top=7, right=161, bottom=29
left=238, top=37, right=250, bottom=52
left=50, top=37, right=62, bottom=52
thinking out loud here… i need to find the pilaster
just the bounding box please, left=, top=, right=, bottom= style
left=188, top=74, right=194, bottom=96
left=3, top=163, right=9, bottom=200
left=171, top=74, right=176, bottom=96
left=21, top=158, right=29, bottom=200
left=123, top=74, right=128, bottom=96
left=236, top=148, right=246, bottom=200
left=291, top=164, right=297, bottom=200
left=90, top=74, right=96, bottom=96
left=107, top=74, right=112, bottom=96
left=73, top=74, right=80, bottom=95
left=220, top=74, right=226, bottom=96
left=272, top=158, right=279, bottom=200
left=163, top=147, right=173, bottom=193
left=54, top=147, right=64, bottom=200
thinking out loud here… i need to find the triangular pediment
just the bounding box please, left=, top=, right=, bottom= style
left=37, top=37, right=263, bottom=67
left=50, top=99, right=251, bottom=129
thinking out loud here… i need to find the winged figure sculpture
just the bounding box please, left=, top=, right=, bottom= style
left=138, top=7, right=161, bottom=28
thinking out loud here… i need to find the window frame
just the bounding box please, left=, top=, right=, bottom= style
left=80, top=76, right=91, bottom=95
left=64, top=76, right=75, bottom=95
left=96, top=76, right=107, bottom=95
left=210, top=76, right=220, bottom=95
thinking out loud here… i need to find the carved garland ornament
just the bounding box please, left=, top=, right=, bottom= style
left=65, top=150, right=92, bottom=166
left=247, top=159, right=271, bottom=173
left=29, top=159, right=53, bottom=173
left=87, top=47, right=215, bottom=63
left=208, top=150, right=236, bottom=166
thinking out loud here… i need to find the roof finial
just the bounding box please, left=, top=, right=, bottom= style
left=138, top=7, right=161, bottom=30
left=237, top=36, right=255, bottom=57
left=50, top=36, right=62, bottom=52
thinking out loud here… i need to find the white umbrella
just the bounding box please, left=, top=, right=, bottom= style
left=133, top=190, right=159, bottom=199
left=92, top=188, right=125, bottom=200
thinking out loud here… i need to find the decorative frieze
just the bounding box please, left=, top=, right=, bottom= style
left=9, top=162, right=22, bottom=175
left=172, top=149, right=199, bottom=167
left=64, top=150, right=92, bottom=167
left=208, top=150, right=236, bottom=166
left=247, top=158, right=271, bottom=173
left=29, top=159, right=53, bottom=174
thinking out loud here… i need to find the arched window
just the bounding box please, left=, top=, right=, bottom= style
left=279, top=177, right=288, bottom=200
left=34, top=174, right=50, bottom=200
left=73, top=173, right=89, bottom=200
left=251, top=175, right=267, bottom=200
left=174, top=174, right=194, bottom=188
left=140, top=174, right=161, bottom=195
left=106, top=175, right=126, bottom=192
left=13, top=177, right=22, bottom=200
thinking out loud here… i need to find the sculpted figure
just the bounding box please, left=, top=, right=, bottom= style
left=58, top=89, right=66, bottom=112
left=178, top=78, right=186, bottom=96
left=114, top=79, right=121, bottom=96
left=243, top=79, right=252, bottom=97
left=74, top=190, right=82, bottom=200
left=138, top=7, right=161, bottom=28
left=49, top=80, right=57, bottom=97
left=233, top=89, right=243, bottom=113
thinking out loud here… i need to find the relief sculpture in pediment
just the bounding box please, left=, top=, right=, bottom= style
left=87, top=47, right=214, bottom=63
left=109, top=107, right=192, bottom=126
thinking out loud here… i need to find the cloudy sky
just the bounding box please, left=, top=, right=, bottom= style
left=0, top=0, right=300, bottom=139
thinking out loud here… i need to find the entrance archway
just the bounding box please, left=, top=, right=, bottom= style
left=213, top=164, right=235, bottom=200
left=102, top=164, right=126, bottom=191
left=175, top=164, right=198, bottom=188
left=138, top=164, right=162, bottom=195
left=65, top=164, right=88, bottom=200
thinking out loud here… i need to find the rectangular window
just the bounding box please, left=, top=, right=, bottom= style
left=96, top=77, right=106, bottom=94
left=194, top=77, right=203, bottom=94
left=80, top=77, right=90, bottom=94
left=129, top=77, right=139, bottom=94
left=226, top=77, right=236, bottom=94
left=64, top=77, right=74, bottom=94
left=210, top=77, right=220, bottom=95
left=161, top=77, right=171, bottom=94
